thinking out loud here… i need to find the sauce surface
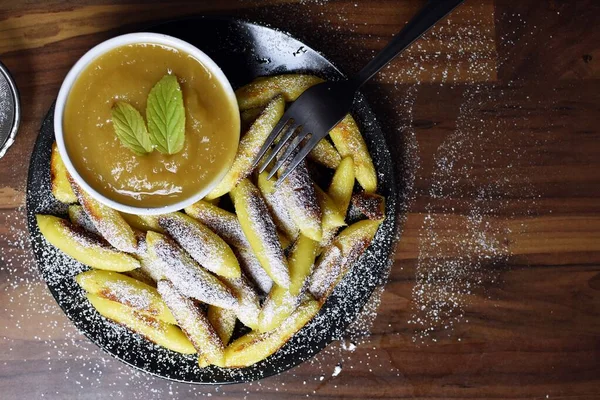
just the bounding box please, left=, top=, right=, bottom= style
left=63, top=43, right=239, bottom=208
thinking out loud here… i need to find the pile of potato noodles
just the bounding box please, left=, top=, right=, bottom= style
left=38, top=74, right=385, bottom=369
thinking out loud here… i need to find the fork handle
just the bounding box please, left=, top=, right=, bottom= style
left=352, top=0, right=464, bottom=88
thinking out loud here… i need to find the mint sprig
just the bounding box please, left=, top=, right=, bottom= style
left=146, top=75, right=186, bottom=155
left=111, top=102, right=153, bottom=155
left=110, top=74, right=186, bottom=157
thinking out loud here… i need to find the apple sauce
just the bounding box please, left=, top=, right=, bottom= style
left=63, top=43, right=239, bottom=208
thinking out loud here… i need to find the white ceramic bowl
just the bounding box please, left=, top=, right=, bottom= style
left=54, top=32, right=239, bottom=215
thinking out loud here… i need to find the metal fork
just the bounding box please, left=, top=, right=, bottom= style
left=253, top=0, right=465, bottom=184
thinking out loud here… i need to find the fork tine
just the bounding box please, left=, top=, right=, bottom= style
left=266, top=129, right=310, bottom=180
left=251, top=116, right=291, bottom=170
left=257, top=122, right=300, bottom=174
left=274, top=133, right=321, bottom=187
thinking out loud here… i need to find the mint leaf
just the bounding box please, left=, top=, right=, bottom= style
left=111, top=102, right=153, bottom=156
left=146, top=74, right=186, bottom=155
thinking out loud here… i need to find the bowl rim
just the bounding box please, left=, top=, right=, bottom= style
left=53, top=32, right=240, bottom=215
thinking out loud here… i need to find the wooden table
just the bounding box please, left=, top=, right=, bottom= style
left=1, top=1, right=599, bottom=399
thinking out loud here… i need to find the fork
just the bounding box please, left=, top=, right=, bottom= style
left=253, top=0, right=465, bottom=184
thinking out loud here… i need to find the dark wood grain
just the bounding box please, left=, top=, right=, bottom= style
left=0, top=0, right=599, bottom=399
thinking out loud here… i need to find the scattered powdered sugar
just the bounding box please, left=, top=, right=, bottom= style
left=233, top=181, right=291, bottom=289
left=331, top=364, right=342, bottom=377
left=1, top=3, right=550, bottom=398
left=70, top=181, right=138, bottom=254
left=59, top=219, right=110, bottom=252
left=220, top=275, right=261, bottom=329
left=259, top=283, right=305, bottom=330
left=308, top=244, right=343, bottom=301
left=278, top=160, right=322, bottom=237
left=259, top=178, right=299, bottom=240
left=67, top=204, right=101, bottom=236
left=101, top=280, right=152, bottom=312
left=235, top=247, right=274, bottom=295
left=151, top=236, right=237, bottom=310
left=185, top=201, right=250, bottom=251
left=408, top=83, right=542, bottom=341
left=136, top=243, right=167, bottom=283
left=156, top=280, right=223, bottom=363
left=158, top=214, right=232, bottom=277
left=209, top=95, right=284, bottom=198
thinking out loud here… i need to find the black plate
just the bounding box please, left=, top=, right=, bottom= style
left=26, top=17, right=398, bottom=384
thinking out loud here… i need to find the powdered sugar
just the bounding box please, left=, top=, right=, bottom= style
left=235, top=247, right=274, bottom=295
left=67, top=204, right=101, bottom=236
left=149, top=234, right=237, bottom=309
left=1, top=2, right=560, bottom=395
left=232, top=180, right=291, bottom=289
left=156, top=280, right=224, bottom=363
left=184, top=201, right=250, bottom=251
left=207, top=95, right=285, bottom=198
left=259, top=285, right=305, bottom=331
left=158, top=213, right=237, bottom=278
left=308, top=245, right=343, bottom=301
left=101, top=279, right=152, bottom=311
left=220, top=274, right=261, bottom=329
left=278, top=160, right=322, bottom=240
left=71, top=181, right=138, bottom=254
left=258, top=176, right=299, bottom=240
left=12, top=7, right=406, bottom=393
left=408, top=81, right=540, bottom=341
